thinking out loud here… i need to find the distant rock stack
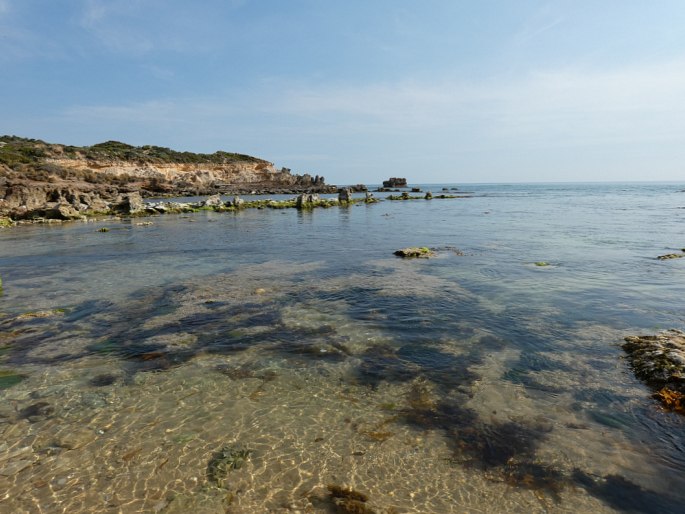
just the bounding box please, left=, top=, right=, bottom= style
left=382, top=177, right=407, bottom=188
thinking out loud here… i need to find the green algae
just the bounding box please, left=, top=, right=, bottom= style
left=0, top=370, right=26, bottom=389
left=206, top=445, right=253, bottom=486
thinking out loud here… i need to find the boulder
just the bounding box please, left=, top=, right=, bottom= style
left=338, top=188, right=352, bottom=203
left=296, top=193, right=319, bottom=209
left=47, top=203, right=82, bottom=220
left=623, top=329, right=685, bottom=413
left=394, top=247, right=435, bottom=258
left=383, top=177, right=407, bottom=188
left=114, top=192, right=145, bottom=214
left=201, top=194, right=223, bottom=208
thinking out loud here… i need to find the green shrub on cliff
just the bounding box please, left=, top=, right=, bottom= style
left=0, top=135, right=265, bottom=168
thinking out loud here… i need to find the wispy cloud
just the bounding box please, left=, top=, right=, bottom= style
left=53, top=56, right=685, bottom=180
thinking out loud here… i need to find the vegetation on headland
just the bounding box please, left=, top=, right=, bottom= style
left=0, top=135, right=262, bottom=169
left=0, top=135, right=340, bottom=220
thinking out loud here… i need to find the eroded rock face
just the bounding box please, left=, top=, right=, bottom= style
left=113, top=192, right=145, bottom=214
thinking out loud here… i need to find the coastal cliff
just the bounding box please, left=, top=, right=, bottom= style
left=0, top=136, right=335, bottom=220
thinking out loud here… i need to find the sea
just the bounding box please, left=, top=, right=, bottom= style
left=1, top=182, right=684, bottom=513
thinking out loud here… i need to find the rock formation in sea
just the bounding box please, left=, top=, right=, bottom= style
left=0, top=136, right=337, bottom=220
left=382, top=177, right=407, bottom=188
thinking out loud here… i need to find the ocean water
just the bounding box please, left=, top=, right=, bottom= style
left=1, top=182, right=684, bottom=513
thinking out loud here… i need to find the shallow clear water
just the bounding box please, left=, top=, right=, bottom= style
left=1, top=182, right=685, bottom=513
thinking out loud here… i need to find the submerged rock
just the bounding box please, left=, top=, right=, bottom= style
left=394, top=247, right=435, bottom=258
left=327, top=485, right=375, bottom=514
left=623, top=329, right=685, bottom=413
left=657, top=252, right=685, bottom=260
left=206, top=444, right=252, bottom=486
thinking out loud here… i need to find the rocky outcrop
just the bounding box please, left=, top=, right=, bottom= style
left=113, top=192, right=145, bottom=215
left=338, top=188, right=352, bottom=203
left=296, top=193, right=320, bottom=209
left=623, top=330, right=685, bottom=413
left=0, top=137, right=341, bottom=220
left=383, top=177, right=407, bottom=188
left=394, top=247, right=435, bottom=258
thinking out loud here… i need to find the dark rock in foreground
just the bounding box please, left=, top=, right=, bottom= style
left=623, top=329, right=685, bottom=413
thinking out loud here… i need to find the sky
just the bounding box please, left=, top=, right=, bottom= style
left=1, top=1, right=685, bottom=184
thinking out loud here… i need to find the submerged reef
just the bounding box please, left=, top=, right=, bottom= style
left=623, top=329, right=685, bottom=413
left=206, top=444, right=253, bottom=487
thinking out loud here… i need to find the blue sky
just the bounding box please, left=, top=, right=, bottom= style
left=1, top=0, right=684, bottom=184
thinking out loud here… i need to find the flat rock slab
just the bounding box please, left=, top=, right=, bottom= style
left=0, top=459, right=34, bottom=476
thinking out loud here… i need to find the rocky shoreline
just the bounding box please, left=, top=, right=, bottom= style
left=0, top=136, right=347, bottom=222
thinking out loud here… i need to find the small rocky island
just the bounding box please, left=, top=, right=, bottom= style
left=0, top=136, right=337, bottom=221
left=382, top=177, right=407, bottom=188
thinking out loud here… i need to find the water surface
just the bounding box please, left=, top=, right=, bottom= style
left=1, top=183, right=684, bottom=513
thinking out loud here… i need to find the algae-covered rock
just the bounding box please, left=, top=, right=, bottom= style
left=327, top=485, right=376, bottom=513
left=0, top=370, right=26, bottom=390
left=206, top=444, right=252, bottom=486
left=394, top=247, right=434, bottom=258
left=657, top=253, right=685, bottom=260
left=623, top=329, right=685, bottom=412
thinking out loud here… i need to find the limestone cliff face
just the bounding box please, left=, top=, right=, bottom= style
left=44, top=157, right=323, bottom=190
left=0, top=137, right=334, bottom=219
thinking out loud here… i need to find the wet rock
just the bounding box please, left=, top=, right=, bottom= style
left=163, top=490, right=229, bottom=514
left=327, top=485, right=375, bottom=514
left=114, top=192, right=145, bottom=214
left=296, top=193, right=320, bottom=209
left=55, top=426, right=96, bottom=449
left=47, top=202, right=82, bottom=220
left=393, top=247, right=434, bottom=258
left=19, top=401, right=54, bottom=422
left=0, top=370, right=26, bottom=390
left=0, top=459, right=34, bottom=476
left=232, top=195, right=244, bottom=208
left=201, top=194, right=223, bottom=208
left=89, top=374, right=118, bottom=387
left=206, top=444, right=252, bottom=486
left=80, top=391, right=109, bottom=409
left=623, top=329, right=685, bottom=412
left=382, top=177, right=407, bottom=188
left=338, top=187, right=352, bottom=203
left=657, top=252, right=685, bottom=260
